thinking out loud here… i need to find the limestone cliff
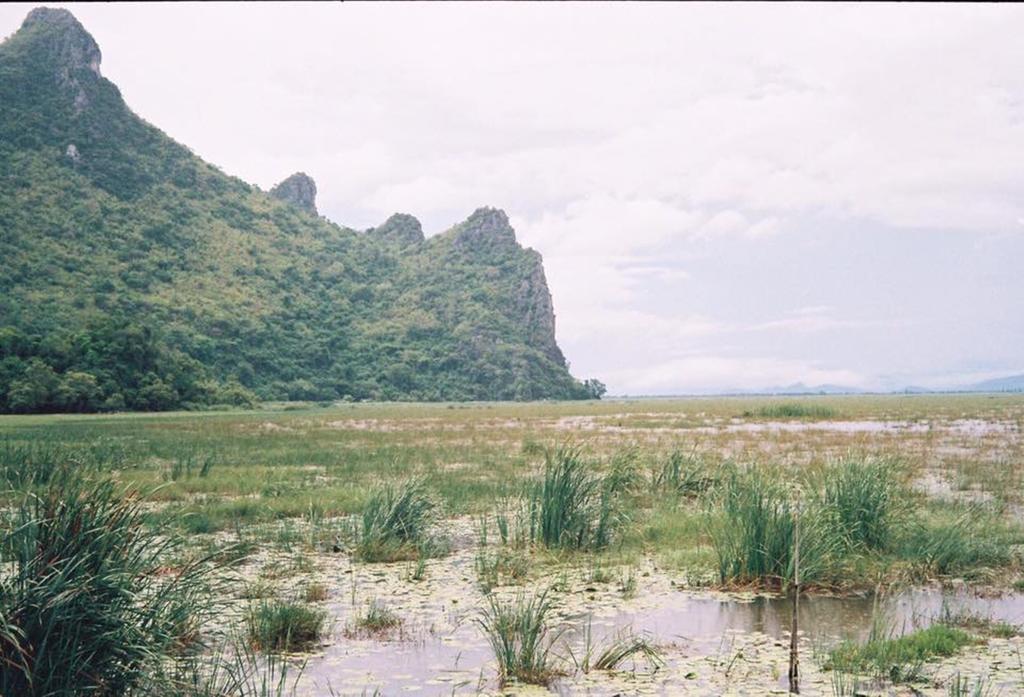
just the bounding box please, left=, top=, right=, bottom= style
left=269, top=172, right=318, bottom=215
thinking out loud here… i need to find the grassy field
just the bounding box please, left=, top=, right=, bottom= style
left=1, top=394, right=1023, bottom=695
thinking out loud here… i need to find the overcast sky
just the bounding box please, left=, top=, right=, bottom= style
left=4, top=3, right=1023, bottom=394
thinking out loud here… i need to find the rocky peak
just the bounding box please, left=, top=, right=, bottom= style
left=370, top=213, right=424, bottom=248
left=452, top=207, right=517, bottom=254
left=269, top=172, right=317, bottom=215
left=21, top=8, right=101, bottom=77
left=18, top=8, right=103, bottom=113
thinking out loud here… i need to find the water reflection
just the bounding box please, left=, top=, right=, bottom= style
left=300, top=586, right=1023, bottom=694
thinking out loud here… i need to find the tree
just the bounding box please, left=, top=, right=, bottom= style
left=7, top=359, right=59, bottom=412
left=583, top=378, right=607, bottom=400
left=54, top=371, right=101, bottom=412
left=134, top=376, right=180, bottom=411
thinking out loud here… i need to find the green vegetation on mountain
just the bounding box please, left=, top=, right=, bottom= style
left=0, top=8, right=599, bottom=412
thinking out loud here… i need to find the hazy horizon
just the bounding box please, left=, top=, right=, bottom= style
left=4, top=2, right=1022, bottom=395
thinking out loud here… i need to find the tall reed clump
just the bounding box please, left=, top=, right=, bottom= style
left=0, top=475, right=214, bottom=696
left=476, top=589, right=563, bottom=686
left=708, top=468, right=840, bottom=588
left=356, top=479, right=446, bottom=562
left=820, top=456, right=904, bottom=551
left=528, top=446, right=628, bottom=551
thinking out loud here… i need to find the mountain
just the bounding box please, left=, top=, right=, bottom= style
left=957, top=374, right=1024, bottom=393
left=706, top=383, right=866, bottom=397
left=0, top=8, right=594, bottom=412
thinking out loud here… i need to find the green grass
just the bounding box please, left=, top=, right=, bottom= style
left=895, top=506, right=1011, bottom=577
left=708, top=468, right=842, bottom=587
left=820, top=455, right=904, bottom=551
left=947, top=673, right=996, bottom=697
left=354, top=600, right=402, bottom=634
left=651, top=450, right=725, bottom=497
left=356, top=479, right=446, bottom=562
left=593, top=630, right=664, bottom=671
left=246, top=600, right=326, bottom=653
left=476, top=589, right=563, bottom=686
left=743, top=402, right=838, bottom=419
left=528, top=445, right=627, bottom=551
left=827, top=624, right=977, bottom=683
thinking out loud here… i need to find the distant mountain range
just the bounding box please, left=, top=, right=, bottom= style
left=615, top=374, right=1024, bottom=399
left=943, top=374, right=1024, bottom=394
left=737, top=374, right=1024, bottom=397
left=748, top=376, right=1024, bottom=396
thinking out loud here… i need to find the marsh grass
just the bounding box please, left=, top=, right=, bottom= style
left=819, top=456, right=905, bottom=551
left=241, top=580, right=278, bottom=600
left=162, top=446, right=219, bottom=482
left=476, top=589, right=563, bottom=686
left=651, top=450, right=725, bottom=498
left=568, top=619, right=663, bottom=674
left=302, top=582, right=328, bottom=602
left=351, top=600, right=401, bottom=635
left=826, top=623, right=976, bottom=683
left=594, top=631, right=663, bottom=671
left=356, top=479, right=446, bottom=562
left=939, top=603, right=1021, bottom=638
left=528, top=445, right=627, bottom=551
left=0, top=437, right=110, bottom=491
left=743, top=403, right=838, bottom=419
left=476, top=546, right=531, bottom=593
left=246, top=600, right=326, bottom=653
left=895, top=506, right=1011, bottom=577
left=618, top=567, right=638, bottom=599
left=947, top=673, right=996, bottom=697
left=708, top=468, right=842, bottom=587
left=0, top=476, right=217, bottom=696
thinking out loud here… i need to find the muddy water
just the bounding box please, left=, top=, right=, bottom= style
left=298, top=585, right=1024, bottom=695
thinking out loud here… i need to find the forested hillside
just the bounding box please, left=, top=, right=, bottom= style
left=0, top=8, right=599, bottom=412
